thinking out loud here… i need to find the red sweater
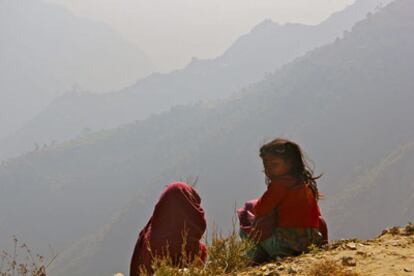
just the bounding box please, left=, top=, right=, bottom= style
left=253, top=176, right=320, bottom=228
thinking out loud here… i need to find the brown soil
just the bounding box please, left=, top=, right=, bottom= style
left=238, top=224, right=414, bottom=276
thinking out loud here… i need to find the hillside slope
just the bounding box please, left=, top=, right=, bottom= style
left=0, top=0, right=413, bottom=275
left=111, top=224, right=414, bottom=275
left=238, top=224, right=414, bottom=276
left=326, top=141, right=414, bottom=240
left=0, top=0, right=154, bottom=139
left=0, top=0, right=391, bottom=161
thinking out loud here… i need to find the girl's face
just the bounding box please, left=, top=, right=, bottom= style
left=262, top=154, right=292, bottom=181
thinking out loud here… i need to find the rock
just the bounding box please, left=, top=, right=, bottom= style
left=258, top=264, right=280, bottom=276
left=178, top=268, right=189, bottom=274
left=346, top=242, right=357, bottom=250
left=263, top=271, right=280, bottom=276
left=265, top=264, right=278, bottom=270
left=260, top=266, right=268, bottom=272
left=341, top=256, right=357, bottom=267
left=356, top=250, right=367, bottom=257
left=287, top=267, right=297, bottom=274
left=404, top=268, right=412, bottom=272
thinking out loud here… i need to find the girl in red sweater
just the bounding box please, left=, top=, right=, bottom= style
left=238, top=138, right=328, bottom=263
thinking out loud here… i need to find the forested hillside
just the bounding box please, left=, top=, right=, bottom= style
left=0, top=0, right=153, bottom=139
left=0, top=0, right=391, bottom=161
left=1, top=0, right=413, bottom=275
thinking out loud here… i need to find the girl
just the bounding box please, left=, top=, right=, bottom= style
left=238, top=138, right=328, bottom=264
left=130, top=182, right=207, bottom=275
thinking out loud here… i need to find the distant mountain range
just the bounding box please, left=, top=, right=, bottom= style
left=0, top=0, right=154, bottom=139
left=0, top=0, right=392, bottom=161
left=1, top=0, right=413, bottom=275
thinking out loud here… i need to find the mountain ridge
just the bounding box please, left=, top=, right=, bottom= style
left=0, top=0, right=154, bottom=139
left=1, top=0, right=413, bottom=275
left=0, top=0, right=392, bottom=161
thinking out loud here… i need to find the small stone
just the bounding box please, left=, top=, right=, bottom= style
left=341, top=256, right=357, bottom=267
left=265, top=264, right=278, bottom=270
left=277, top=266, right=285, bottom=271
left=404, top=268, right=412, bottom=272
left=346, top=242, right=357, bottom=250
left=178, top=268, right=189, bottom=274
left=287, top=267, right=297, bottom=274
left=263, top=271, right=280, bottom=276
left=356, top=250, right=367, bottom=257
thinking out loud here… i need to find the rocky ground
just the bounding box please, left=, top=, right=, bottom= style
left=116, top=224, right=414, bottom=276
left=237, top=224, right=414, bottom=276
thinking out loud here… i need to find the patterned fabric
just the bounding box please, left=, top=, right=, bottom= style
left=240, top=227, right=322, bottom=263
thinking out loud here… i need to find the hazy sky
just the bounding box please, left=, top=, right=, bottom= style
left=46, top=0, right=355, bottom=72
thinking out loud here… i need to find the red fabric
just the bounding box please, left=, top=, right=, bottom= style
left=130, top=182, right=207, bottom=276
left=253, top=176, right=321, bottom=228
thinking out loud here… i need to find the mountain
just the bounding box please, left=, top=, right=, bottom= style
left=0, top=0, right=392, bottom=161
left=327, top=141, right=414, bottom=239
left=0, top=0, right=154, bottom=140
left=1, top=0, right=414, bottom=275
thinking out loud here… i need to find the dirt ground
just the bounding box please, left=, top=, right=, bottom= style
left=238, top=224, right=414, bottom=276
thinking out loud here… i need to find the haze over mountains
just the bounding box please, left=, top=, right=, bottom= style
left=1, top=0, right=413, bottom=275
left=0, top=0, right=391, bottom=161
left=47, top=0, right=358, bottom=72
left=0, top=0, right=154, bottom=140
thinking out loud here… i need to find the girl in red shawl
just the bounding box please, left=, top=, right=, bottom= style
left=130, top=182, right=207, bottom=275
left=238, top=138, right=328, bottom=264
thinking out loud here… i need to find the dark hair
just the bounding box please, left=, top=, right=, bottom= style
left=259, top=138, right=322, bottom=199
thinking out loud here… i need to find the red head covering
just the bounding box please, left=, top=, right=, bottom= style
left=130, top=182, right=207, bottom=275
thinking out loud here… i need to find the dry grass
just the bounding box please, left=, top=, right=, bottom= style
left=140, top=227, right=254, bottom=276
left=306, top=259, right=359, bottom=276
left=0, top=237, right=57, bottom=276
left=404, top=222, right=414, bottom=235
left=203, top=228, right=253, bottom=274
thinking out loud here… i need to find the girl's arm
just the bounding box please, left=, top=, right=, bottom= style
left=253, top=183, right=286, bottom=218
